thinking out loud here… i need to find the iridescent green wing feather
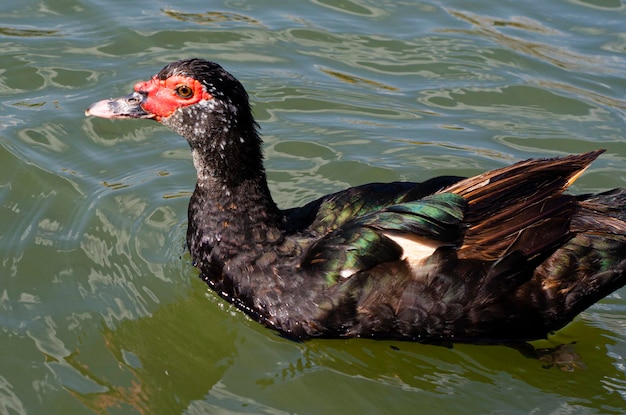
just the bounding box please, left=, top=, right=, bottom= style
left=285, top=177, right=463, bottom=236
left=302, top=193, right=467, bottom=284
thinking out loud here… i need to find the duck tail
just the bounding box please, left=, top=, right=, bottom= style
left=535, top=187, right=626, bottom=332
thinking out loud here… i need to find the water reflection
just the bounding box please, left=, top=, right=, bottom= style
left=254, top=328, right=626, bottom=413
left=68, top=283, right=237, bottom=414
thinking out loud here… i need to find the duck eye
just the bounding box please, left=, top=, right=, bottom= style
left=175, top=85, right=194, bottom=99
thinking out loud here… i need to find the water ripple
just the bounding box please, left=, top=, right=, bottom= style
left=0, top=374, right=25, bottom=415
left=0, top=26, right=60, bottom=37
left=445, top=8, right=626, bottom=75
left=1, top=0, right=625, bottom=413
left=162, top=9, right=264, bottom=27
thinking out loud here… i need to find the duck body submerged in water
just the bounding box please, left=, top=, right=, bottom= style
left=86, top=58, right=626, bottom=343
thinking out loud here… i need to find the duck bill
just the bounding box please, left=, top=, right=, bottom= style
left=85, top=92, right=155, bottom=119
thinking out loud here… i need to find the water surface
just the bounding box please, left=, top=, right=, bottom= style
left=1, top=0, right=626, bottom=414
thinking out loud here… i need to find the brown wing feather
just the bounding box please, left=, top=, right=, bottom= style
left=439, top=150, right=605, bottom=260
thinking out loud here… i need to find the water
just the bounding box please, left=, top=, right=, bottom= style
left=1, top=0, right=626, bottom=413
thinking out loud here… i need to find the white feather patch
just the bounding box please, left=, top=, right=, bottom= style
left=339, top=269, right=356, bottom=279
left=337, top=234, right=438, bottom=279
left=384, top=233, right=437, bottom=268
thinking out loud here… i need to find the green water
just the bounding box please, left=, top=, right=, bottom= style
left=1, top=0, right=626, bottom=413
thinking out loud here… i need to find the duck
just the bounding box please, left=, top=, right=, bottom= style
left=86, top=58, right=626, bottom=344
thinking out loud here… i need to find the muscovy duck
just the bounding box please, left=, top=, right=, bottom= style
left=86, top=58, right=626, bottom=343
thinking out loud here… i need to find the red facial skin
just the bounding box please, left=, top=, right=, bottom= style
left=134, top=75, right=213, bottom=121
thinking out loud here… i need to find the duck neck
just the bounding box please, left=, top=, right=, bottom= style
left=183, top=122, right=284, bottom=268
left=190, top=141, right=279, bottom=217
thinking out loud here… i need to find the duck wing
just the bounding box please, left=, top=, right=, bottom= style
left=301, top=193, right=467, bottom=284
left=300, top=150, right=605, bottom=288
left=284, top=176, right=463, bottom=234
